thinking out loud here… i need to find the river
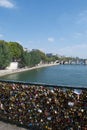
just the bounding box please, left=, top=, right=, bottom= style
left=1, top=65, right=87, bottom=87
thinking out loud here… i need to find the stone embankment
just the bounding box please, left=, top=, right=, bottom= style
left=0, top=121, right=27, bottom=130
left=0, top=63, right=58, bottom=77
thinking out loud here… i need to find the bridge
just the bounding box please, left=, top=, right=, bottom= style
left=0, top=80, right=87, bottom=130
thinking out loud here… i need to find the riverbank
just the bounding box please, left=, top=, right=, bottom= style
left=0, top=63, right=58, bottom=77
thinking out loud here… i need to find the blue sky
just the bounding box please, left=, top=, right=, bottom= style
left=0, top=0, right=87, bottom=58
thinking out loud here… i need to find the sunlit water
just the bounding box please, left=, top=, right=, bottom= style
left=1, top=65, right=87, bottom=87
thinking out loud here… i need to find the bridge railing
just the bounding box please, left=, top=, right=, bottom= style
left=0, top=80, right=87, bottom=130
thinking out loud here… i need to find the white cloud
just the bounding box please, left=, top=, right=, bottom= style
left=0, top=34, right=3, bottom=37
left=76, top=10, right=87, bottom=24
left=28, top=41, right=33, bottom=44
left=79, top=10, right=87, bottom=17
left=75, top=32, right=82, bottom=36
left=48, top=37, right=54, bottom=42
left=58, top=44, right=87, bottom=58
left=59, top=37, right=65, bottom=42
left=0, top=0, right=14, bottom=8
left=73, top=32, right=83, bottom=38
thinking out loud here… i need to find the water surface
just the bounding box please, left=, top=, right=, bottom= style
left=1, top=65, right=87, bottom=87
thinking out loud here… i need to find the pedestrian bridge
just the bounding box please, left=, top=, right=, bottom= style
left=0, top=80, right=87, bottom=130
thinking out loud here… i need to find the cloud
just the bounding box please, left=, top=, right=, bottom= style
left=59, top=37, right=65, bottom=42
left=28, top=41, right=33, bottom=44
left=0, top=0, right=14, bottom=8
left=76, top=10, right=87, bottom=24
left=75, top=32, right=82, bottom=36
left=58, top=44, right=87, bottom=58
left=0, top=34, right=3, bottom=37
left=48, top=37, right=54, bottom=42
left=73, top=32, right=83, bottom=38
left=79, top=10, right=87, bottom=17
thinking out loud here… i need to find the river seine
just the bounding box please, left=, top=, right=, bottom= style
left=1, top=65, right=87, bottom=87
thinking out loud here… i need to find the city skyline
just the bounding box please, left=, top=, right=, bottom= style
left=0, top=0, right=87, bottom=58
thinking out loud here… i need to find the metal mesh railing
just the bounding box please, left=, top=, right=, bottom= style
left=0, top=80, right=87, bottom=130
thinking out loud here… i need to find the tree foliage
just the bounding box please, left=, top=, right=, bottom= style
left=36, top=50, right=47, bottom=62
left=20, top=51, right=31, bottom=68
left=0, top=40, right=11, bottom=69
left=30, top=50, right=41, bottom=66
left=0, top=39, right=78, bottom=69
left=8, top=42, right=23, bottom=61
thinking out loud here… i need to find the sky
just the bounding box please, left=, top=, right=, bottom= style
left=0, top=0, right=87, bottom=58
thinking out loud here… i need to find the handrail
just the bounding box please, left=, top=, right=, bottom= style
left=0, top=79, right=87, bottom=89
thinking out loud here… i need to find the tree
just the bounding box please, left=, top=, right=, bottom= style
left=20, top=51, right=31, bottom=67
left=30, top=50, right=41, bottom=66
left=0, top=40, right=11, bottom=69
left=8, top=42, right=23, bottom=61
left=36, top=50, right=47, bottom=63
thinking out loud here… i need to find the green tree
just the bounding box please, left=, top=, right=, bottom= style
left=30, top=50, right=41, bottom=66
left=8, top=42, right=23, bottom=61
left=35, top=50, right=47, bottom=63
left=20, top=51, right=31, bottom=67
left=0, top=40, right=11, bottom=69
